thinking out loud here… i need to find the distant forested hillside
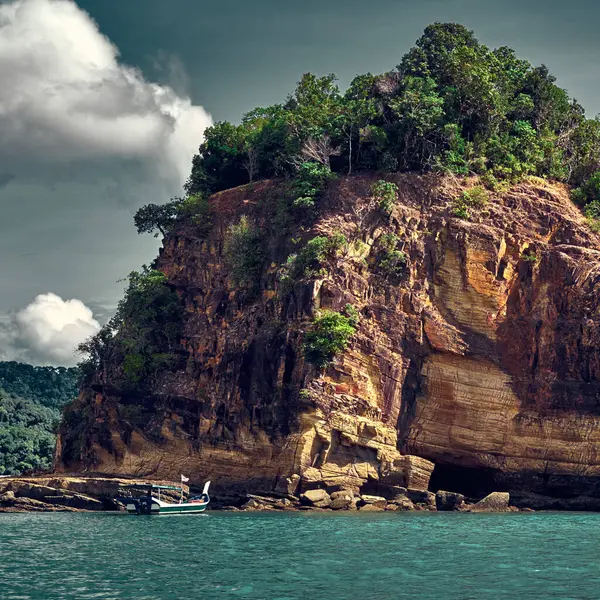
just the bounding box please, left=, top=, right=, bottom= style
left=0, top=362, right=79, bottom=475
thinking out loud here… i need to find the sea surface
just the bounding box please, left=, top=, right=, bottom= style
left=1, top=511, right=599, bottom=599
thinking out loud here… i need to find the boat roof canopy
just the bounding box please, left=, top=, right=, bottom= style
left=122, top=484, right=182, bottom=491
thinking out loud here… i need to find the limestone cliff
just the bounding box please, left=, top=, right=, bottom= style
left=56, top=173, right=600, bottom=503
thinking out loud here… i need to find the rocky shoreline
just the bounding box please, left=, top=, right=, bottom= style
left=221, top=489, right=518, bottom=513
left=0, top=475, right=554, bottom=514
left=0, top=475, right=184, bottom=513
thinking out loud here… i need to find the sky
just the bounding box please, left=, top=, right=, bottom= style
left=1, top=0, right=600, bottom=366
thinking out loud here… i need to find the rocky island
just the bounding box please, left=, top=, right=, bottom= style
left=5, top=23, right=600, bottom=513
left=47, top=173, right=600, bottom=513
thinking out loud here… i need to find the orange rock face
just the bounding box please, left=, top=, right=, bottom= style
left=56, top=174, right=600, bottom=500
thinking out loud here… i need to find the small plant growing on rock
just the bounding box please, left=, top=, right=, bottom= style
left=342, top=303, right=360, bottom=326
left=452, top=185, right=488, bottom=219
left=121, top=353, right=146, bottom=385
left=292, top=162, right=336, bottom=210
left=376, top=233, right=407, bottom=279
left=178, top=194, right=213, bottom=236
left=521, top=250, right=537, bottom=262
left=587, top=218, right=600, bottom=233
left=280, top=232, right=347, bottom=282
left=303, top=306, right=358, bottom=368
left=571, top=184, right=600, bottom=232
left=379, top=233, right=400, bottom=253
left=224, top=215, right=266, bottom=289
left=480, top=172, right=510, bottom=193
left=353, top=239, right=369, bottom=255
left=371, top=180, right=399, bottom=216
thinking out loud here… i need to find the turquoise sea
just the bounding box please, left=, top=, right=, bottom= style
left=1, top=511, right=599, bottom=599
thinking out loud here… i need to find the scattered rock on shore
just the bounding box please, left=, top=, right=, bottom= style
left=360, top=495, right=387, bottom=509
left=300, top=489, right=331, bottom=508
left=435, top=490, right=465, bottom=511
left=329, top=491, right=355, bottom=510
left=390, top=495, right=415, bottom=511
left=471, top=492, right=511, bottom=512
left=274, top=474, right=300, bottom=497
left=359, top=504, right=385, bottom=512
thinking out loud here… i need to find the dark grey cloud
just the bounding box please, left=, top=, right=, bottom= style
left=78, top=0, right=600, bottom=123
left=0, top=174, right=15, bottom=189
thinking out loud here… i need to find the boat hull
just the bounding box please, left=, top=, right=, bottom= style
left=125, top=499, right=208, bottom=515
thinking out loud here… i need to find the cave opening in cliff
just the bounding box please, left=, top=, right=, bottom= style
left=496, top=258, right=508, bottom=281
left=429, top=462, right=500, bottom=498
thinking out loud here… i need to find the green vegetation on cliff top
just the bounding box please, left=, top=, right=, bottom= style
left=183, top=23, right=600, bottom=203
left=134, top=22, right=600, bottom=242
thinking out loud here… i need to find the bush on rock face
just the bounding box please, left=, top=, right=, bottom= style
left=224, top=216, right=266, bottom=290
left=452, top=186, right=488, bottom=219
left=371, top=180, right=399, bottom=216
left=303, top=306, right=359, bottom=368
left=376, top=233, right=407, bottom=279
left=280, top=233, right=348, bottom=284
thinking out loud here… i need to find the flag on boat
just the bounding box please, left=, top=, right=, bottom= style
left=181, top=475, right=190, bottom=483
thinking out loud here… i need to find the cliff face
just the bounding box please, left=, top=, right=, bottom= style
left=56, top=173, right=600, bottom=501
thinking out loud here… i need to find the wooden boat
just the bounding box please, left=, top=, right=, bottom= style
left=119, top=481, right=210, bottom=515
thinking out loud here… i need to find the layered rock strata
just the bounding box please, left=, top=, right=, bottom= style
left=56, top=173, right=600, bottom=504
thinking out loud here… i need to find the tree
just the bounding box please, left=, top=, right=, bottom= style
left=300, top=135, right=340, bottom=167
left=285, top=73, right=345, bottom=167
left=341, top=74, right=379, bottom=173
left=133, top=199, right=182, bottom=238
left=185, top=121, right=248, bottom=196
left=0, top=362, right=79, bottom=410
left=77, top=267, right=184, bottom=391
left=243, top=144, right=259, bottom=182
left=171, top=22, right=600, bottom=212
left=242, top=105, right=296, bottom=178
left=389, top=76, right=445, bottom=168
left=0, top=365, right=78, bottom=475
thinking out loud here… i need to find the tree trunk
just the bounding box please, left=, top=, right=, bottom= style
left=348, top=126, right=353, bottom=175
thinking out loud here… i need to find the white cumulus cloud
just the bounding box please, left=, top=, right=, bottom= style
left=0, top=293, right=101, bottom=366
left=0, top=0, right=212, bottom=184
left=0, top=0, right=214, bottom=365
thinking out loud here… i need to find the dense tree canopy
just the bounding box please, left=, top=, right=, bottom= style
left=0, top=362, right=78, bottom=410
left=0, top=362, right=78, bottom=475
left=175, top=23, right=600, bottom=219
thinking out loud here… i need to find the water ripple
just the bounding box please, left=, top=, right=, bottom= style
left=1, top=511, right=600, bottom=599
